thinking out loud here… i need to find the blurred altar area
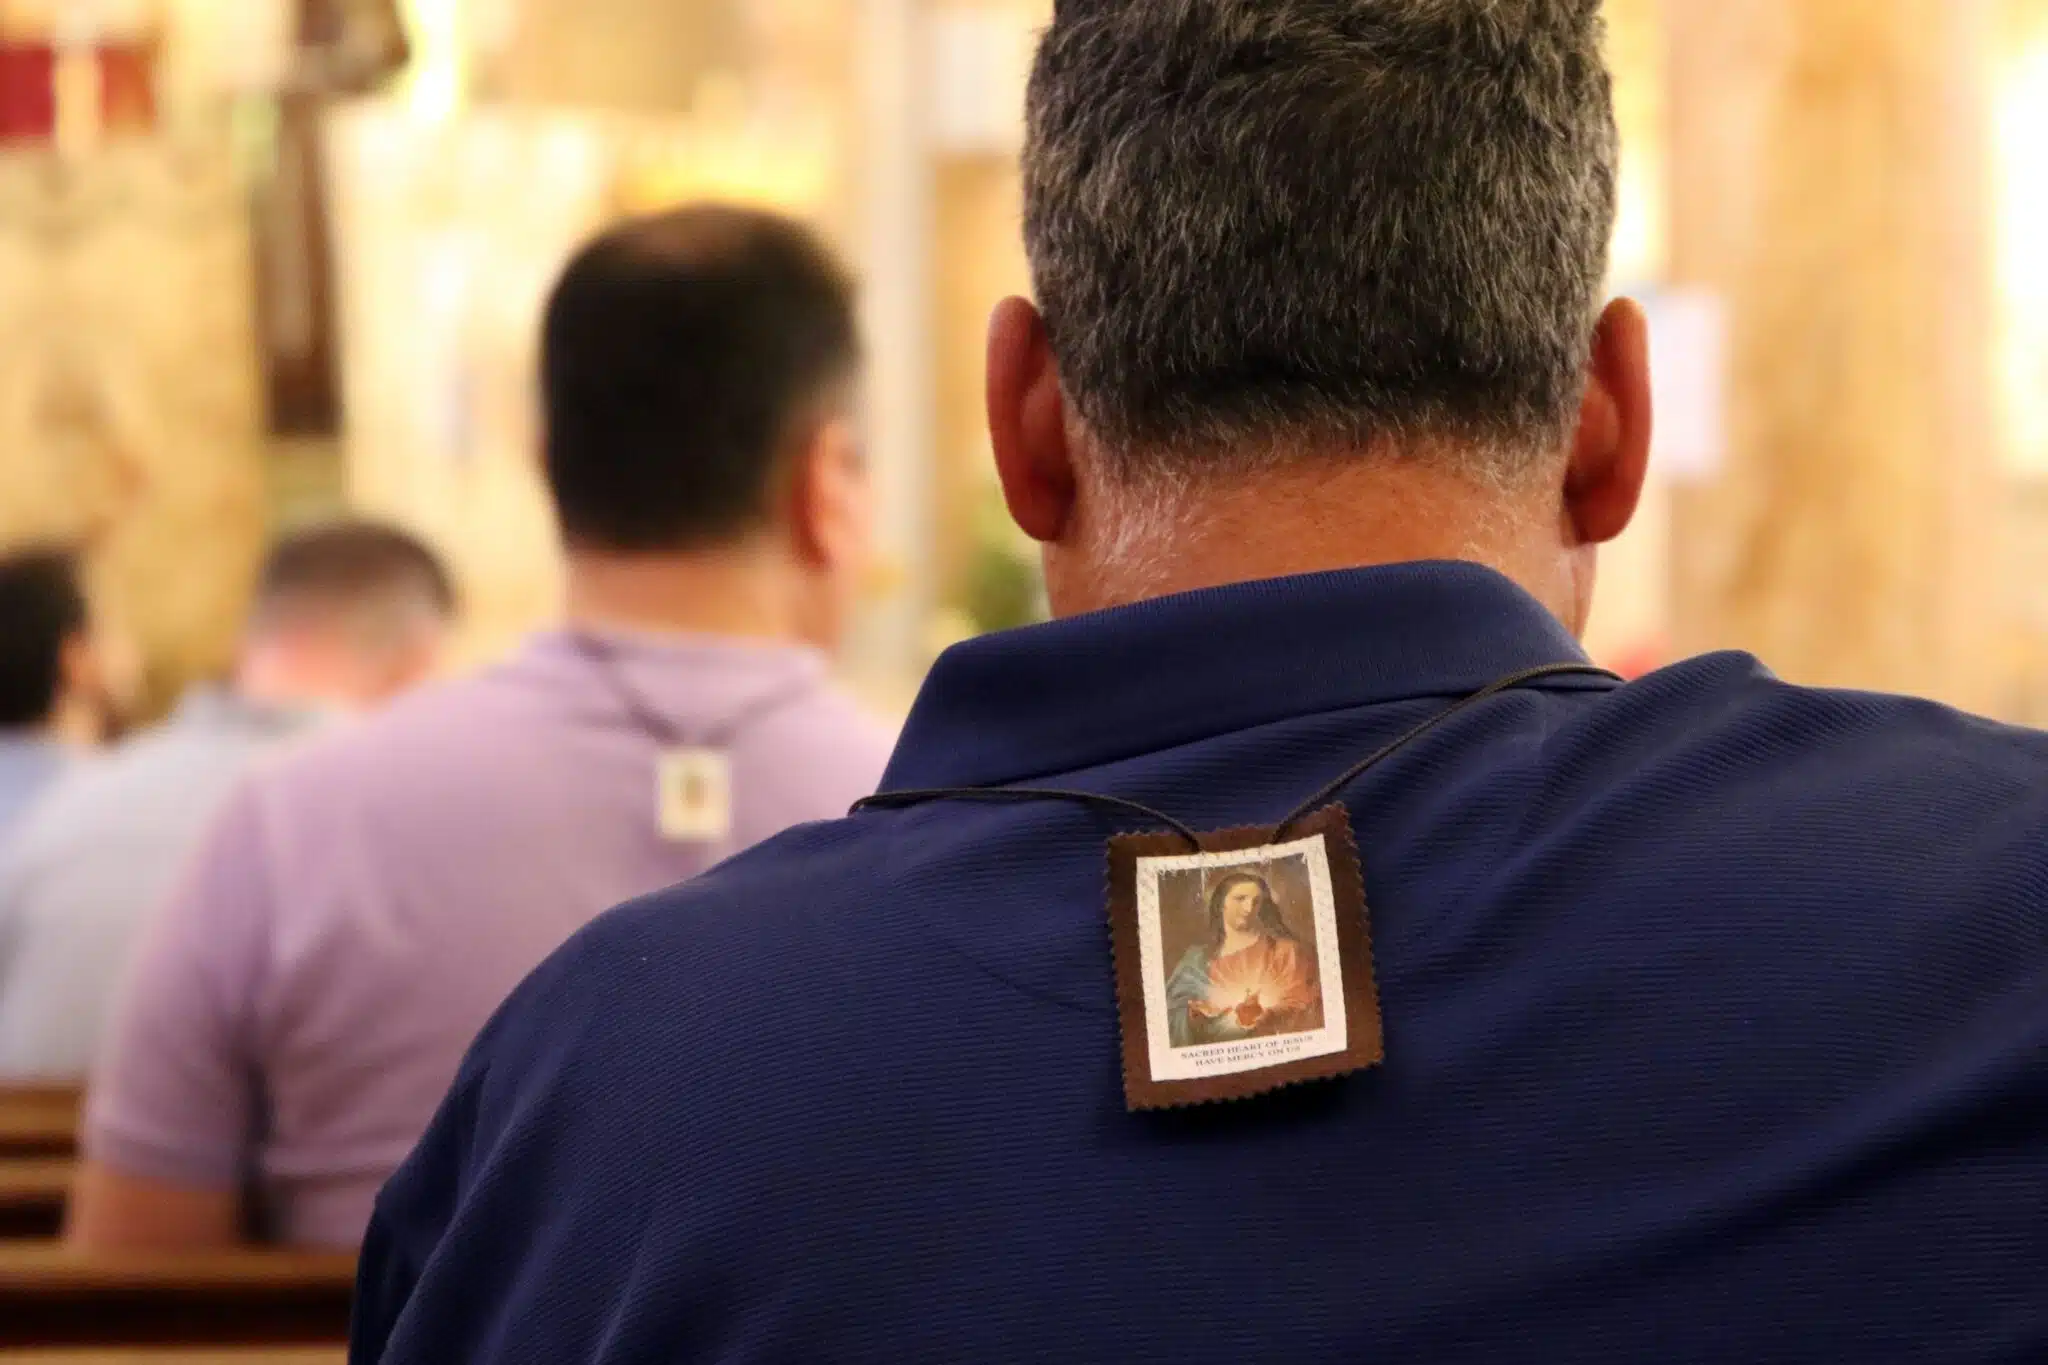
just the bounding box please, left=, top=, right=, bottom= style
left=6, top=0, right=2048, bottom=720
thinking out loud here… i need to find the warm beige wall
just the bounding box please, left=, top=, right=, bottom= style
left=1664, top=0, right=2003, bottom=711
left=1994, top=0, right=2048, bottom=715
left=0, top=142, right=266, bottom=709
left=931, top=157, right=1028, bottom=606
left=488, top=2, right=740, bottom=112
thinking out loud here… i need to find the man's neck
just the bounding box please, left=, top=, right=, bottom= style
left=231, top=670, right=354, bottom=717
left=1055, top=453, right=1587, bottom=633
left=233, top=632, right=378, bottom=715
left=46, top=694, right=104, bottom=747
left=563, top=546, right=811, bottom=646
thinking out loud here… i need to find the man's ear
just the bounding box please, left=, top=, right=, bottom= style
left=786, top=414, right=872, bottom=573
left=58, top=630, right=97, bottom=698
left=987, top=296, right=1077, bottom=545
left=1565, top=297, right=1654, bottom=547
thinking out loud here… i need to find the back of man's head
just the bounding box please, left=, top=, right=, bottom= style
left=0, top=548, right=88, bottom=732
left=541, top=205, right=864, bottom=555
left=1023, top=0, right=1619, bottom=482
left=240, top=520, right=456, bottom=710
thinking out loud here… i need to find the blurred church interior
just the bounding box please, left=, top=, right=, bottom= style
left=4, top=0, right=2048, bottom=720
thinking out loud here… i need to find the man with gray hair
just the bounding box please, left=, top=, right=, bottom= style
left=353, top=5, right=2048, bottom=1362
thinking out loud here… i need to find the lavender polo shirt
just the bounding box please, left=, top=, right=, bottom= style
left=84, top=629, right=892, bottom=1248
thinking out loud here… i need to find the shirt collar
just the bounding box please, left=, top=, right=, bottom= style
left=523, top=627, right=828, bottom=676
left=883, top=561, right=1598, bottom=792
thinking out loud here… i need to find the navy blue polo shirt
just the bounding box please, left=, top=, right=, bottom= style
left=353, top=564, right=2048, bottom=1364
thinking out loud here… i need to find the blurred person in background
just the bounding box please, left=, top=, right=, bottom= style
left=0, top=547, right=130, bottom=841
left=0, top=521, right=455, bottom=1080
left=355, top=4, right=2047, bottom=1363
left=67, top=204, right=893, bottom=1252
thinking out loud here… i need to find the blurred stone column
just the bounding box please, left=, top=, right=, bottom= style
left=1662, top=0, right=2004, bottom=711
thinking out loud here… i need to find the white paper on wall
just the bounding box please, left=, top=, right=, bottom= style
left=1640, top=287, right=1729, bottom=485
left=926, top=4, right=1040, bottom=154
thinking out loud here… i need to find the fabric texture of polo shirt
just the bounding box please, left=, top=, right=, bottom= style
left=0, top=688, right=316, bottom=1079
left=353, top=564, right=2048, bottom=1364
left=0, top=734, right=67, bottom=847
left=83, top=629, right=893, bottom=1248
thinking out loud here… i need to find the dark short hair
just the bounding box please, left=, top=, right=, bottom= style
left=1024, top=0, right=1618, bottom=479
left=254, top=520, right=456, bottom=637
left=541, top=205, right=862, bottom=553
left=0, top=547, right=88, bottom=729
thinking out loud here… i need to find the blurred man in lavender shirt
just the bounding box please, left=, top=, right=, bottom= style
left=70, top=205, right=895, bottom=1251
left=0, top=520, right=455, bottom=1081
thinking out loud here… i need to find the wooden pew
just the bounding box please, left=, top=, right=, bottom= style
left=0, top=1089, right=80, bottom=1161
left=0, top=1159, right=70, bottom=1239
left=0, top=1248, right=355, bottom=1349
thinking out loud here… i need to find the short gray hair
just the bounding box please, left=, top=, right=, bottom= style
left=252, top=520, right=456, bottom=651
left=1022, top=0, right=1619, bottom=481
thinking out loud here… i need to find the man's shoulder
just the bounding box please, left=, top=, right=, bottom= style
left=1564, top=656, right=2048, bottom=951
left=233, top=660, right=539, bottom=807
left=1612, top=654, right=2048, bottom=799
left=451, top=816, right=886, bottom=1112
left=559, top=817, right=880, bottom=977
left=0, top=732, right=183, bottom=868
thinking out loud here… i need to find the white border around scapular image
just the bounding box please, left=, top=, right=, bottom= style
left=1133, top=833, right=1349, bottom=1086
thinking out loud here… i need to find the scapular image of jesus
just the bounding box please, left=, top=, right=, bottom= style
left=1167, top=870, right=1324, bottom=1048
